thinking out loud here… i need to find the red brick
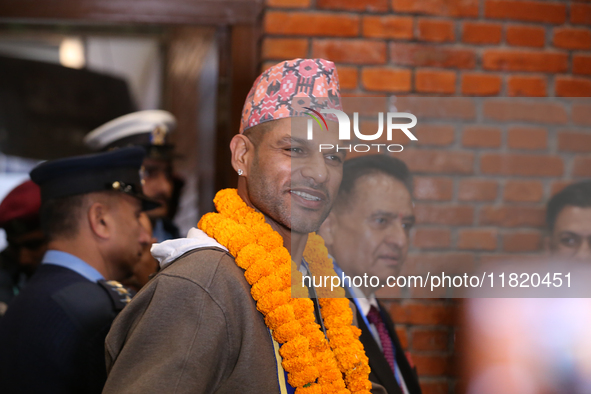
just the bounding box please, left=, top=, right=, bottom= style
left=480, top=154, right=563, bottom=176
left=483, top=100, right=568, bottom=124
left=414, top=177, right=453, bottom=201
left=574, top=157, right=591, bottom=177
left=363, top=16, right=413, bottom=39
left=312, top=39, right=386, bottom=64
left=553, top=28, right=591, bottom=50
left=462, top=22, right=503, bottom=45
left=361, top=67, right=411, bottom=92
left=571, top=3, right=591, bottom=25
left=555, top=77, right=591, bottom=97
left=461, top=73, right=502, bottom=96
left=458, top=179, right=498, bottom=201
left=458, top=229, right=497, bottom=250
left=483, top=50, right=568, bottom=73
left=397, top=97, right=476, bottom=120
left=317, top=0, right=388, bottom=11
left=506, top=25, right=546, bottom=48
left=262, top=38, right=308, bottom=60
left=390, top=43, right=476, bottom=69
left=558, top=130, right=591, bottom=152
left=412, top=354, right=452, bottom=376
left=421, top=381, right=450, bottom=394
left=395, top=326, right=408, bottom=349
left=402, top=253, right=476, bottom=275
left=502, top=232, right=543, bottom=252
left=462, top=126, right=502, bottom=148
left=412, top=228, right=452, bottom=249
left=485, top=0, right=566, bottom=24
left=412, top=329, right=449, bottom=351
left=414, top=124, right=455, bottom=146
left=551, top=180, right=572, bottom=196
left=415, top=204, right=474, bottom=225
left=507, top=126, right=547, bottom=150
left=264, top=12, right=359, bottom=37
left=574, top=55, right=591, bottom=76
left=503, top=180, right=544, bottom=202
left=415, top=70, right=456, bottom=94
left=573, top=104, right=591, bottom=126
left=398, top=149, right=474, bottom=174
left=392, top=0, right=478, bottom=17
left=337, top=66, right=358, bottom=90
left=479, top=206, right=546, bottom=227
left=507, top=75, right=547, bottom=97
left=418, top=19, right=455, bottom=42
left=266, top=0, right=310, bottom=7
left=479, top=253, right=542, bottom=264
left=389, top=301, right=457, bottom=325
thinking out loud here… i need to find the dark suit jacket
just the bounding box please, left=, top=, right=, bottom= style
left=356, top=300, right=422, bottom=394
left=0, top=264, right=126, bottom=394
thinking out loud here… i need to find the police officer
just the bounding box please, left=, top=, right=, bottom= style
left=0, top=180, right=46, bottom=315
left=0, top=147, right=155, bottom=394
left=84, top=110, right=180, bottom=241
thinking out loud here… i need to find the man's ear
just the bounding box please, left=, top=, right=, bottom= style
left=88, top=202, right=111, bottom=240
left=318, top=212, right=336, bottom=247
left=230, top=134, right=254, bottom=177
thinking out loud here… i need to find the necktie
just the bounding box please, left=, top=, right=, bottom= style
left=366, top=305, right=396, bottom=375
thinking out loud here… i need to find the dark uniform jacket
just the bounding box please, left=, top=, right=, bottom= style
left=0, top=262, right=128, bottom=394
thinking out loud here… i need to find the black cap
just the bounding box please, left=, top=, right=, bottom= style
left=30, top=147, right=160, bottom=211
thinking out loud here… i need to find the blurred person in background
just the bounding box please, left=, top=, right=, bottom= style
left=84, top=110, right=181, bottom=242
left=0, top=148, right=154, bottom=394
left=0, top=180, right=46, bottom=316
left=121, top=212, right=159, bottom=292
left=319, top=155, right=421, bottom=394
left=546, top=180, right=591, bottom=263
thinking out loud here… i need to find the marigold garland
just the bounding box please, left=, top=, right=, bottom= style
left=198, top=188, right=372, bottom=394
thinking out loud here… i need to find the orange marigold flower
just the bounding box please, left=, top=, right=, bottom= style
left=265, top=303, right=295, bottom=331
left=273, top=320, right=302, bottom=343
left=251, top=274, right=286, bottom=301
left=257, top=289, right=290, bottom=315
left=235, top=244, right=266, bottom=270
left=286, top=364, right=319, bottom=387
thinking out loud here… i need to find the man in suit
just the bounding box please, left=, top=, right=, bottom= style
left=320, top=155, right=422, bottom=394
left=84, top=110, right=181, bottom=241
left=0, top=147, right=154, bottom=393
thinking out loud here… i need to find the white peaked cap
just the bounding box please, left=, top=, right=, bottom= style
left=84, top=110, right=177, bottom=150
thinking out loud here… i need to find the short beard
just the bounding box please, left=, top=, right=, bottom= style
left=247, top=159, right=331, bottom=235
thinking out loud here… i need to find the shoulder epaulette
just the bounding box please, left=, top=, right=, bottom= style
left=98, top=280, right=134, bottom=311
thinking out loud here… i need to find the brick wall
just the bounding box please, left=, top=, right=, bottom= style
left=261, top=1, right=591, bottom=393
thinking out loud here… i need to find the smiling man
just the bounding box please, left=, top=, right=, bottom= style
left=103, top=59, right=381, bottom=394
left=546, top=180, right=591, bottom=262
left=320, top=155, right=422, bottom=394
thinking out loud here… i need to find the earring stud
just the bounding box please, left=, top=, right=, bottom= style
left=237, top=169, right=243, bottom=176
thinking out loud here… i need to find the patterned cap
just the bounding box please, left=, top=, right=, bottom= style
left=239, top=58, right=343, bottom=134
